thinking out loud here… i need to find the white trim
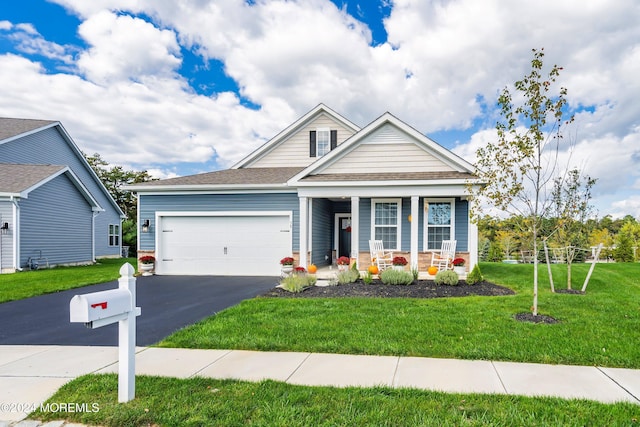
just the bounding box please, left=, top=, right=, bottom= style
left=299, top=198, right=308, bottom=269
left=298, top=185, right=470, bottom=199
left=155, top=211, right=293, bottom=218
left=351, top=197, right=360, bottom=260
left=125, top=184, right=294, bottom=193
left=410, top=196, right=419, bottom=269
left=423, top=198, right=455, bottom=251
left=371, top=198, right=402, bottom=251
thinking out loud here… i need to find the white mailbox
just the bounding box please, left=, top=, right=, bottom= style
left=69, top=263, right=140, bottom=403
left=70, top=288, right=134, bottom=328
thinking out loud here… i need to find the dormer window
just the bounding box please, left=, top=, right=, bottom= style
left=317, top=129, right=330, bottom=157
left=309, top=129, right=338, bottom=158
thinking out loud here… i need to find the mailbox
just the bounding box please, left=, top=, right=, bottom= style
left=70, top=288, right=134, bottom=329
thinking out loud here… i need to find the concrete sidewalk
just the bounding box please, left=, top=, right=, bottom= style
left=2, top=345, right=639, bottom=423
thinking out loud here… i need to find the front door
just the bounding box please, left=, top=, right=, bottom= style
left=337, top=215, right=352, bottom=259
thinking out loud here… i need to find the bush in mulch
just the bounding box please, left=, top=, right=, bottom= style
left=262, top=279, right=515, bottom=299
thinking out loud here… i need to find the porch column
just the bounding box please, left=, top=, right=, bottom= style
left=410, top=196, right=419, bottom=270
left=350, top=196, right=359, bottom=263
left=468, top=198, right=478, bottom=270
left=299, top=196, right=308, bottom=268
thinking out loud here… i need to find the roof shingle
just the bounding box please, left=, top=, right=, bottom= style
left=0, top=163, right=67, bottom=193
left=0, top=118, right=56, bottom=141
left=134, top=167, right=305, bottom=187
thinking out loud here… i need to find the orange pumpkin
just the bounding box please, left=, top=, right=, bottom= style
left=308, top=264, right=318, bottom=274
left=427, top=266, right=439, bottom=276
left=368, top=265, right=379, bottom=275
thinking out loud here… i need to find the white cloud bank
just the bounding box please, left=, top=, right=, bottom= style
left=0, top=0, right=638, bottom=216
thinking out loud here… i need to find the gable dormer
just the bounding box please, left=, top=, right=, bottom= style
left=233, top=104, right=360, bottom=169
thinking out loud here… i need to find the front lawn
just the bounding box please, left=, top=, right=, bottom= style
left=32, top=375, right=640, bottom=427
left=158, top=263, right=640, bottom=368
left=0, top=258, right=137, bottom=303
left=29, top=263, right=640, bottom=426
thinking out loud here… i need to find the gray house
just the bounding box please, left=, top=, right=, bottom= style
left=128, top=105, right=481, bottom=276
left=0, top=118, right=124, bottom=272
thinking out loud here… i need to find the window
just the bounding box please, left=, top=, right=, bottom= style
left=372, top=199, right=401, bottom=250
left=317, top=129, right=330, bottom=157
left=424, top=200, right=454, bottom=250
left=109, top=224, right=120, bottom=246
left=310, top=129, right=337, bottom=157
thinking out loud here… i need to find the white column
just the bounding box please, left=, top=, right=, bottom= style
left=299, top=197, right=308, bottom=268
left=410, top=196, right=419, bottom=270
left=350, top=197, right=359, bottom=263
left=468, top=199, right=478, bottom=270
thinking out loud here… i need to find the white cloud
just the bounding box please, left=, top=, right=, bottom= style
left=0, top=0, right=638, bottom=217
left=76, top=11, right=182, bottom=84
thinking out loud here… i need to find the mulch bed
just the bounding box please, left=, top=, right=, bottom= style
left=261, top=280, right=515, bottom=299
left=514, top=313, right=559, bottom=324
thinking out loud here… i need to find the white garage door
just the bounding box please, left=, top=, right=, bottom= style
left=156, top=213, right=292, bottom=276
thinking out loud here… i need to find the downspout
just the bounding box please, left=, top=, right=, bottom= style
left=92, top=211, right=100, bottom=263
left=10, top=196, right=20, bottom=271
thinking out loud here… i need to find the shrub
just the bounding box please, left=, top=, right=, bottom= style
left=487, top=242, right=504, bottom=262
left=280, top=274, right=316, bottom=293
left=411, top=267, right=419, bottom=281
left=435, top=270, right=459, bottom=286
left=380, top=269, right=414, bottom=285
left=336, top=269, right=360, bottom=284
left=466, top=264, right=484, bottom=285
left=363, top=271, right=374, bottom=285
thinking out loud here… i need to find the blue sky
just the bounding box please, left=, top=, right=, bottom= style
left=1, top=0, right=639, bottom=218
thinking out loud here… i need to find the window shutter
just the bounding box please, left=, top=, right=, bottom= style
left=330, top=130, right=337, bottom=150
left=309, top=131, right=317, bottom=157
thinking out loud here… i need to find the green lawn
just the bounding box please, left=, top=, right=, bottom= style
left=158, top=263, right=640, bottom=368
left=0, top=258, right=137, bottom=303
left=32, top=375, right=640, bottom=427
left=29, top=262, right=640, bottom=426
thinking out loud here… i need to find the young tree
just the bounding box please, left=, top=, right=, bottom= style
left=551, top=168, right=597, bottom=289
left=472, top=48, right=573, bottom=316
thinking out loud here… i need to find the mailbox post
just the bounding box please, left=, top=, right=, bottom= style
left=70, top=262, right=141, bottom=402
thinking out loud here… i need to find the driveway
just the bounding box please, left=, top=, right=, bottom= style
left=0, top=275, right=278, bottom=346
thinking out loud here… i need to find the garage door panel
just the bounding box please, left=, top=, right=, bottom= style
left=157, top=214, right=291, bottom=276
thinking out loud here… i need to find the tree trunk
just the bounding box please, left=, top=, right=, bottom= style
left=532, top=239, right=539, bottom=316
left=543, top=240, right=554, bottom=293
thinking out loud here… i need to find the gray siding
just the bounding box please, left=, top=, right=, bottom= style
left=0, top=201, right=14, bottom=270
left=139, top=193, right=299, bottom=251
left=455, top=198, right=469, bottom=251
left=311, top=198, right=332, bottom=265
left=0, top=126, right=121, bottom=257
left=19, top=174, right=93, bottom=267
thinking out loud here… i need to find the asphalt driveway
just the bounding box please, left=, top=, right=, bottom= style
left=0, top=275, right=278, bottom=346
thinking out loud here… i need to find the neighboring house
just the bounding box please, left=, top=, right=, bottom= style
left=127, top=104, right=481, bottom=276
left=0, top=118, right=125, bottom=272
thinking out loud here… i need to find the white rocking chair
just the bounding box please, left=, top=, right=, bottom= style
left=428, top=240, right=457, bottom=271
left=369, top=240, right=394, bottom=271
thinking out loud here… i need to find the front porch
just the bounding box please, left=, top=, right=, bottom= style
left=295, top=195, right=477, bottom=274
